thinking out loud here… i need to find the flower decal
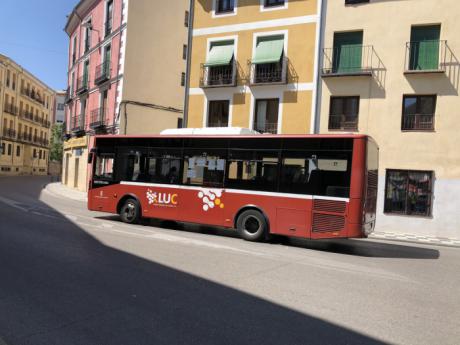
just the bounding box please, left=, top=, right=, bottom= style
left=146, top=189, right=157, bottom=205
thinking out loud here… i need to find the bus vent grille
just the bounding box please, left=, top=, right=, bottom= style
left=313, top=199, right=347, bottom=214
left=368, top=171, right=378, bottom=189
left=312, top=214, right=346, bottom=233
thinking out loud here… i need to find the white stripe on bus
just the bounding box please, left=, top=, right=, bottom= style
left=119, top=181, right=350, bottom=202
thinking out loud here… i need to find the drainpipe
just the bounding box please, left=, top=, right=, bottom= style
left=183, top=0, right=194, bottom=128
left=312, top=0, right=326, bottom=134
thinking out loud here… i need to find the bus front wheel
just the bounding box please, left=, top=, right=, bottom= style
left=120, top=198, right=141, bottom=224
left=236, top=210, right=268, bottom=242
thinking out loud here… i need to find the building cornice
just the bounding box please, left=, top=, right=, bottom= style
left=64, top=0, right=99, bottom=36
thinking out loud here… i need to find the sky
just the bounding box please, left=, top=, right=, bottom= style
left=0, top=0, right=77, bottom=91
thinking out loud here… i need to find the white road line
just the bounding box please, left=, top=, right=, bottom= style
left=0, top=196, right=29, bottom=212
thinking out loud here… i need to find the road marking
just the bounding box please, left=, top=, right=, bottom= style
left=0, top=196, right=28, bottom=212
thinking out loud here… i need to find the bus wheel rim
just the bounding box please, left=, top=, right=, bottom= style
left=243, top=215, right=261, bottom=234
left=125, top=203, right=136, bottom=221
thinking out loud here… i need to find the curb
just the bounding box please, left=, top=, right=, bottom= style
left=370, top=232, right=460, bottom=248
left=44, top=182, right=87, bottom=202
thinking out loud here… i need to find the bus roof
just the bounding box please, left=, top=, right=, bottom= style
left=94, top=133, right=370, bottom=140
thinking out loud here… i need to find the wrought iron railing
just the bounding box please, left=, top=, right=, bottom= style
left=249, top=57, right=288, bottom=85
left=402, top=114, right=435, bottom=131
left=18, top=132, right=33, bottom=142
left=404, top=40, right=447, bottom=73
left=2, top=128, right=16, bottom=139
left=90, top=108, right=108, bottom=128
left=3, top=103, right=18, bottom=115
left=19, top=110, right=34, bottom=121
left=322, top=45, right=375, bottom=76
left=76, top=75, right=89, bottom=94
left=253, top=122, right=278, bottom=134
left=20, top=87, right=45, bottom=106
left=95, top=61, right=111, bottom=84
left=71, top=115, right=86, bottom=133
left=328, top=115, right=359, bottom=131
left=200, top=61, right=236, bottom=88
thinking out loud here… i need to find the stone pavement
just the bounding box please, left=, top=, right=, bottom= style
left=43, top=182, right=460, bottom=248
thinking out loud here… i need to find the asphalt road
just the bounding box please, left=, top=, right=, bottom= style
left=0, top=176, right=459, bottom=345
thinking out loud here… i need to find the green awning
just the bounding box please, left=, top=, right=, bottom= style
left=204, top=42, right=234, bottom=67
left=252, top=36, right=284, bottom=64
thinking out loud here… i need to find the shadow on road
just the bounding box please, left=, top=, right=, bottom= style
left=0, top=176, right=389, bottom=344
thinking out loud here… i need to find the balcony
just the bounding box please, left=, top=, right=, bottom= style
left=3, top=103, right=18, bottom=115
left=253, top=122, right=278, bottom=134
left=322, top=45, right=375, bottom=77
left=19, top=110, right=34, bottom=122
left=95, top=61, right=111, bottom=85
left=90, top=108, right=108, bottom=130
left=402, top=114, right=435, bottom=131
left=328, top=115, right=358, bottom=131
left=18, top=132, right=32, bottom=142
left=71, top=114, right=86, bottom=135
left=65, top=88, right=73, bottom=104
left=76, top=75, right=89, bottom=95
left=200, top=61, right=236, bottom=88
left=2, top=128, right=16, bottom=139
left=249, top=57, right=288, bottom=85
left=20, top=88, right=46, bottom=106
left=404, top=40, right=447, bottom=74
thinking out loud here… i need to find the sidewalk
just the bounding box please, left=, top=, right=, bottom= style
left=45, top=182, right=87, bottom=202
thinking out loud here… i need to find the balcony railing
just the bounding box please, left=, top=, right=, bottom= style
left=249, top=57, right=288, bottom=85
left=402, top=114, right=435, bottom=131
left=328, top=115, right=359, bottom=131
left=322, top=45, right=375, bottom=77
left=404, top=40, right=447, bottom=74
left=20, top=87, right=46, bottom=106
left=253, top=122, right=278, bottom=134
left=18, top=132, right=33, bottom=142
left=76, top=75, right=89, bottom=94
left=65, top=87, right=73, bottom=104
left=95, top=61, right=111, bottom=85
left=20, top=110, right=34, bottom=121
left=3, top=103, right=18, bottom=115
left=200, top=61, right=237, bottom=88
left=71, top=115, right=86, bottom=133
left=2, top=128, right=16, bottom=139
left=90, top=108, right=108, bottom=129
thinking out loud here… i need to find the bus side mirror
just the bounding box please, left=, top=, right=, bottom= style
left=88, top=152, right=94, bottom=164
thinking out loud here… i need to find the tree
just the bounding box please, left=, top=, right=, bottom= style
left=50, top=123, right=63, bottom=163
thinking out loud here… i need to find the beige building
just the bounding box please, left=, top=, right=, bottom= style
left=186, top=0, right=321, bottom=134
left=317, top=0, right=460, bottom=239
left=0, top=54, right=54, bottom=176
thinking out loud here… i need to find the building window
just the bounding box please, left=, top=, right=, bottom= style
left=251, top=35, right=286, bottom=84
left=105, top=0, right=114, bottom=37
left=332, top=31, right=364, bottom=74
left=402, top=95, right=436, bottom=131
left=216, top=0, right=235, bottom=14
left=84, top=20, right=92, bottom=53
left=16, top=146, right=21, bottom=157
left=408, top=25, right=441, bottom=71
left=72, top=36, right=77, bottom=65
left=202, top=40, right=235, bottom=87
left=181, top=72, right=186, bottom=86
left=329, top=96, right=359, bottom=131
left=6, top=70, right=10, bottom=88
left=184, top=11, right=189, bottom=27
left=183, top=44, right=188, bottom=60
left=7, top=144, right=12, bottom=156
left=254, top=99, right=279, bottom=134
left=384, top=170, right=433, bottom=217
left=1, top=143, right=5, bottom=155
left=263, top=0, right=285, bottom=8
left=345, top=0, right=369, bottom=4
left=207, top=100, right=229, bottom=127
left=33, top=149, right=37, bottom=158
left=58, top=103, right=65, bottom=111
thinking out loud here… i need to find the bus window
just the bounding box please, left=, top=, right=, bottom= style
left=226, top=150, right=279, bottom=192
left=183, top=152, right=226, bottom=188
left=94, top=154, right=114, bottom=181
left=146, top=150, right=182, bottom=184
left=280, top=151, right=351, bottom=198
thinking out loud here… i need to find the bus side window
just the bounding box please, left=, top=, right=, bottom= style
left=147, top=153, right=182, bottom=185
left=183, top=153, right=226, bottom=188
left=94, top=154, right=115, bottom=180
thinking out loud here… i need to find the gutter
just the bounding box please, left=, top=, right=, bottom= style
left=183, top=0, right=194, bottom=128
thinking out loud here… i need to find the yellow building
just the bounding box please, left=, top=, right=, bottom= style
left=317, top=0, right=460, bottom=239
left=186, top=0, right=321, bottom=133
left=0, top=54, right=54, bottom=176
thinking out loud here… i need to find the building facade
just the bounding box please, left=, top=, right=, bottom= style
left=63, top=0, right=188, bottom=191
left=0, top=54, right=54, bottom=176
left=317, top=0, right=460, bottom=239
left=53, top=90, right=66, bottom=124
left=186, top=0, right=321, bottom=134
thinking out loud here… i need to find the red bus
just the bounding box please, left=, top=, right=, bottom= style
left=88, top=133, right=378, bottom=242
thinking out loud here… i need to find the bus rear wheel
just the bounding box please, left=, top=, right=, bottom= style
left=236, top=210, right=268, bottom=242
left=120, top=198, right=141, bottom=224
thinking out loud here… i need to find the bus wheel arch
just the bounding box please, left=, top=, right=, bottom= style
left=234, top=206, right=270, bottom=242
left=117, top=194, right=142, bottom=224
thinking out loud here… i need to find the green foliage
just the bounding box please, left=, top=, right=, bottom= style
left=50, top=124, right=64, bottom=162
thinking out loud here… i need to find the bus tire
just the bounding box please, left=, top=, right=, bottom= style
left=236, top=209, right=267, bottom=242
left=120, top=198, right=141, bottom=224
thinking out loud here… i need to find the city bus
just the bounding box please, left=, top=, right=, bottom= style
left=88, top=130, right=378, bottom=242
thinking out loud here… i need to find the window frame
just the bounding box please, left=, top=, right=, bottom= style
left=254, top=98, right=280, bottom=134
left=328, top=96, right=360, bottom=131
left=401, top=94, right=436, bottom=132
left=384, top=169, right=434, bottom=218
left=207, top=100, right=230, bottom=127
left=261, top=0, right=287, bottom=12
left=213, top=0, right=237, bottom=17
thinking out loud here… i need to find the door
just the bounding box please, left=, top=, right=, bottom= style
left=64, top=154, right=70, bottom=185
left=410, top=25, right=440, bottom=70
left=74, top=158, right=79, bottom=189
left=333, top=31, right=363, bottom=73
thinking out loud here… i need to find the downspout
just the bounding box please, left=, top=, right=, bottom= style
left=311, top=0, right=326, bottom=134
left=183, top=0, right=194, bottom=128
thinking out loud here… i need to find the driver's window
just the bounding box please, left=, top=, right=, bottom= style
left=94, top=154, right=114, bottom=180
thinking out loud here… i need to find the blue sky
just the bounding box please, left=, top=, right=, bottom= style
left=0, top=0, right=76, bottom=90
